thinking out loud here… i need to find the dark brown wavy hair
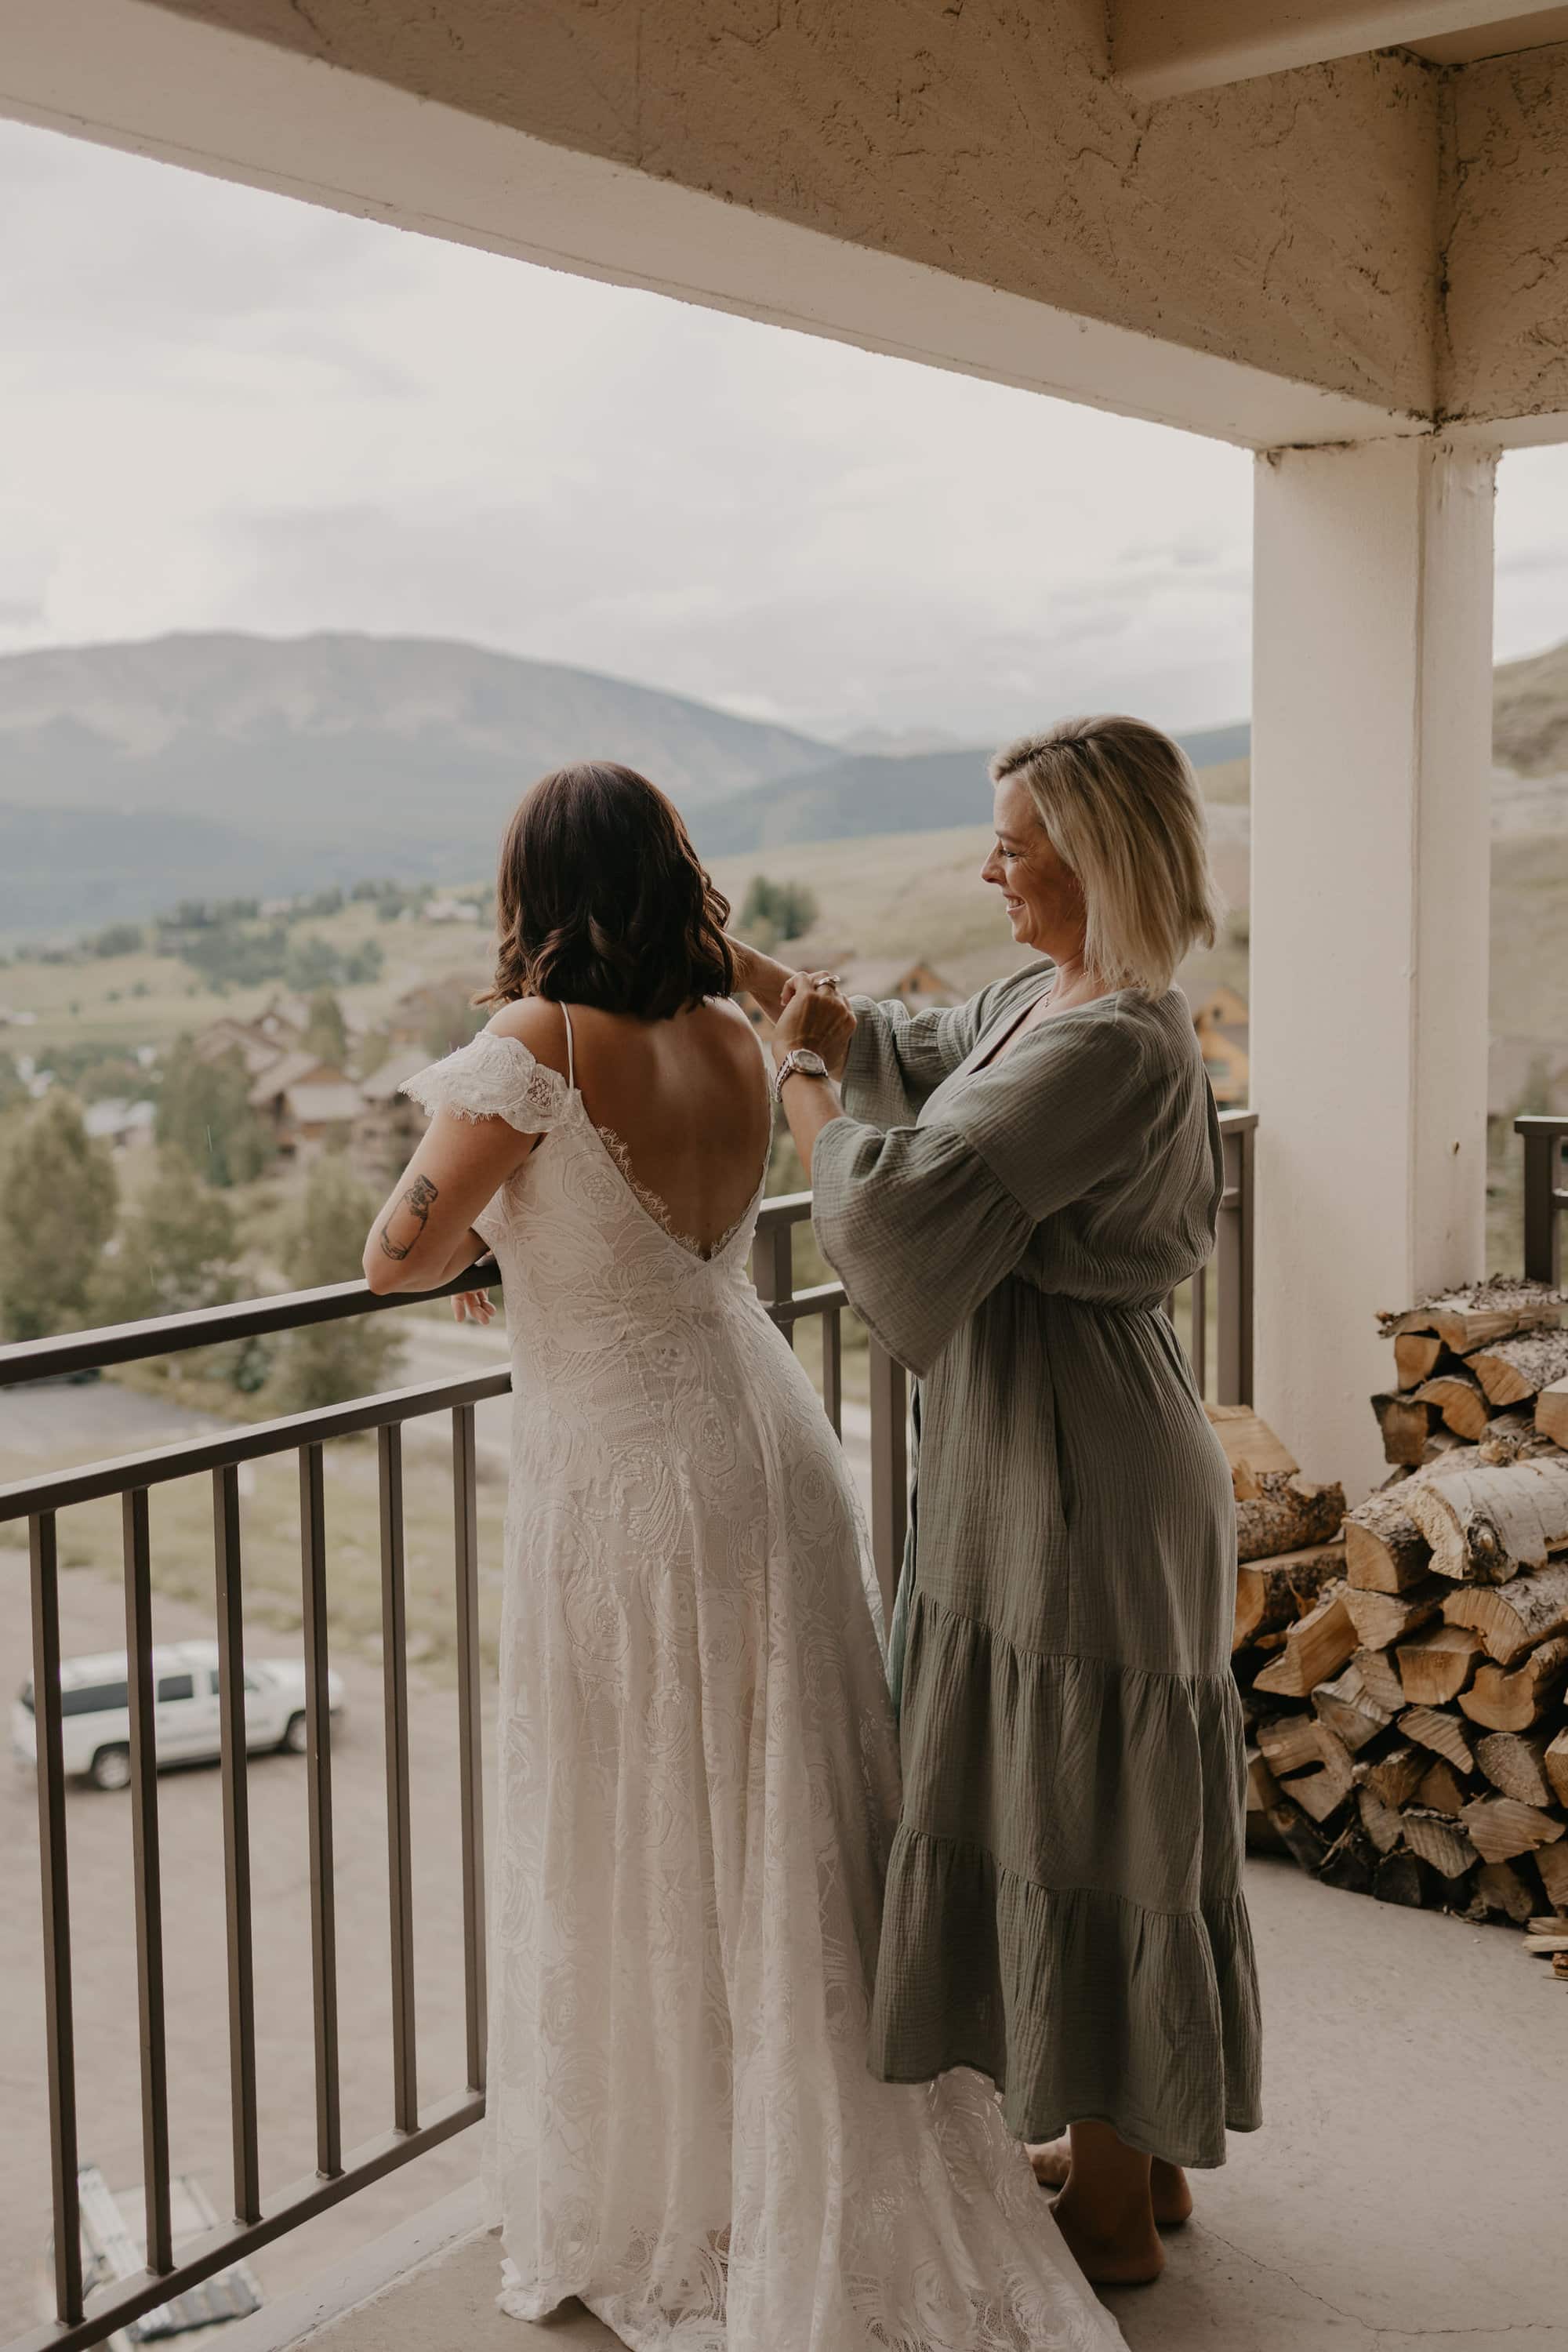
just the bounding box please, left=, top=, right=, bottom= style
left=481, top=762, right=735, bottom=1019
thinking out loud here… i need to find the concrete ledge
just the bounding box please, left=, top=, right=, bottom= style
left=220, top=2182, right=491, bottom=2352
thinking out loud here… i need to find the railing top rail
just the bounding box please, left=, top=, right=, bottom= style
left=0, top=1264, right=495, bottom=1391
left=0, top=1127, right=1255, bottom=1392
left=1515, top=1114, right=1568, bottom=1138
left=0, top=1364, right=510, bottom=1524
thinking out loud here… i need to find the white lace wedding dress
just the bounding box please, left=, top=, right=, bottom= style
left=405, top=1018, right=1123, bottom=2352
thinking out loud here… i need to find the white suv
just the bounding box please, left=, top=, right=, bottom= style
left=11, top=1641, right=346, bottom=1791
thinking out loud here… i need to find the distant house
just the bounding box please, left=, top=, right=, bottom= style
left=352, top=1051, right=433, bottom=1179
left=835, top=956, right=960, bottom=1011
left=83, top=1098, right=157, bottom=1152
left=385, top=979, right=484, bottom=1054
left=1190, top=982, right=1250, bottom=1107
left=247, top=1051, right=358, bottom=1155
left=735, top=949, right=960, bottom=1034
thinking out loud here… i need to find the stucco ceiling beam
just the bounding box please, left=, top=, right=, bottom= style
left=1113, top=0, right=1568, bottom=94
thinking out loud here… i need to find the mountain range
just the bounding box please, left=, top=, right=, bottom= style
left=1, top=627, right=1564, bottom=935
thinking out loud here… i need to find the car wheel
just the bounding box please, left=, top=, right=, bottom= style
left=89, top=1744, right=132, bottom=1792
left=281, top=1711, right=310, bottom=1755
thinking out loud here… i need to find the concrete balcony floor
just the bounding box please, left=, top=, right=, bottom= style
left=263, top=1857, right=1567, bottom=2352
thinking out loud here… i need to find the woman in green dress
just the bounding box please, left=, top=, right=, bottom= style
left=734, top=715, right=1261, bottom=2289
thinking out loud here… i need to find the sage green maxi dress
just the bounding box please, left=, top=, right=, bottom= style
left=809, top=961, right=1261, bottom=2170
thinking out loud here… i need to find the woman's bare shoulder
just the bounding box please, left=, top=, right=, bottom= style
left=484, top=996, right=572, bottom=1082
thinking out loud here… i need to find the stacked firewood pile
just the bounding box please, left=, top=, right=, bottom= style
left=1228, top=1279, right=1568, bottom=1939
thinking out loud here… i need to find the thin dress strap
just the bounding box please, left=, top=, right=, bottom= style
left=559, top=1002, right=576, bottom=1091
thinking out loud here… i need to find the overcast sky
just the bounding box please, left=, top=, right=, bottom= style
left=3, top=116, right=1567, bottom=748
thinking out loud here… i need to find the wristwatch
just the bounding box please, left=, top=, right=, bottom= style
left=772, top=1047, right=830, bottom=1102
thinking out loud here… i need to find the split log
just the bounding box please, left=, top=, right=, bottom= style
left=1396, top=1623, right=1484, bottom=1706
left=1207, top=1403, right=1298, bottom=1496
left=1236, top=1475, right=1347, bottom=1566
left=1357, top=1784, right=1406, bottom=1854
left=1414, top=1370, right=1491, bottom=1441
left=1416, top=1757, right=1470, bottom=1816
left=1280, top=1724, right=1357, bottom=1824
left=1457, top=1635, right=1568, bottom=1732
left=1526, top=1933, right=1568, bottom=1954
left=1373, top=1850, right=1442, bottom=1908
left=1394, top=1332, right=1446, bottom=1389
left=1554, top=1952, right=1568, bottom=1978
left=1373, top=1392, right=1432, bottom=1468
left=1266, top=1800, right=1329, bottom=1874
left=1470, top=1330, right=1568, bottom=1410
left=1343, top=1494, right=1432, bottom=1595
left=1250, top=1588, right=1356, bottom=1698
left=1397, top=1705, right=1476, bottom=1772
left=1232, top=1541, right=1346, bottom=1650
left=1342, top=1577, right=1446, bottom=1650
left=1475, top=1858, right=1538, bottom=1923
left=1312, top=1662, right=1395, bottom=1752
left=1256, top=1715, right=1323, bottom=1777
left=1475, top=1410, right=1559, bottom=1467
left=1353, top=1646, right=1409, bottom=1714
left=1316, top=1824, right=1378, bottom=1895
left=1537, top=1377, right=1568, bottom=1449
left=1403, top=1460, right=1568, bottom=1584
left=1536, top=1836, right=1568, bottom=1911
left=1359, top=1737, right=1430, bottom=1809
left=1401, top=1807, right=1479, bottom=1880
left=1546, top=1726, right=1568, bottom=1809
left=1475, top=1730, right=1556, bottom=1808
left=1457, top=1795, right=1567, bottom=1865
left=1244, top=1750, right=1288, bottom=1854
left=1440, top=1558, right=1568, bottom=1665
left=1377, top=1280, right=1568, bottom=1352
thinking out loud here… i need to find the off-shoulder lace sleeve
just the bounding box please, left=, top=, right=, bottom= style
left=399, top=1032, right=571, bottom=1134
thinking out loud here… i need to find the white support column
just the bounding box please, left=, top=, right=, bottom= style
left=1250, top=435, right=1497, bottom=1498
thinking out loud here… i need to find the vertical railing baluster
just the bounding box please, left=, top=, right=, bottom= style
left=452, top=1406, right=488, bottom=2096
left=299, top=1443, right=341, bottom=2179
left=379, top=1423, right=418, bottom=2133
left=1190, top=1262, right=1208, bottom=1398
left=1217, top=1116, right=1256, bottom=1408
left=822, top=1308, right=843, bottom=1436
left=868, top=1341, right=909, bottom=1624
left=213, top=1465, right=261, bottom=2225
left=1518, top=1117, right=1565, bottom=1286
left=30, top=1509, right=82, bottom=2325
left=123, top=1490, right=172, bottom=2273
left=753, top=1214, right=797, bottom=1350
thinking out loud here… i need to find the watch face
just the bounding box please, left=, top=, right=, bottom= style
left=795, top=1051, right=828, bottom=1076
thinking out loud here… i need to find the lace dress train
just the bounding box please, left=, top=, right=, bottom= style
left=403, top=1025, right=1123, bottom=2352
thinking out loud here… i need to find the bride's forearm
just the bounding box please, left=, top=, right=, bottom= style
left=729, top=938, right=797, bottom=1023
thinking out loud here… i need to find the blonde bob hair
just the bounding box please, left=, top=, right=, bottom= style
left=989, top=715, right=1221, bottom=997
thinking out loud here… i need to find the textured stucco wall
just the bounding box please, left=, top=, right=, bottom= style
left=141, top=0, right=1440, bottom=419
left=1441, top=40, right=1568, bottom=427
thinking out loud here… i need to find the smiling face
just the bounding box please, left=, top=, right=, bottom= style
left=980, top=772, right=1088, bottom=963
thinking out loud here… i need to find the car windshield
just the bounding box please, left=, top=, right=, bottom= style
left=60, top=1682, right=129, bottom=1716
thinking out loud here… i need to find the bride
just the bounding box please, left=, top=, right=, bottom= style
left=364, top=760, right=1123, bottom=2352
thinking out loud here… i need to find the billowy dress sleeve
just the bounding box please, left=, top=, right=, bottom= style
left=400, top=1030, right=572, bottom=1254
left=812, top=1004, right=1152, bottom=1376
left=840, top=968, right=1049, bottom=1127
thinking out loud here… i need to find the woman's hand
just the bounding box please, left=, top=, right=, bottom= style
left=771, top=971, right=856, bottom=1081
left=452, top=1288, right=498, bottom=1327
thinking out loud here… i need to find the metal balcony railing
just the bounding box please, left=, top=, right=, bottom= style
left=0, top=1138, right=1256, bottom=2352
left=1518, top=1115, right=1568, bottom=1286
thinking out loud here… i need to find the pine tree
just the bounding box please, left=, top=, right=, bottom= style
left=0, top=1093, right=118, bottom=1341
left=268, top=1153, right=403, bottom=1410
left=157, top=1040, right=274, bottom=1186
left=92, top=1147, right=240, bottom=1325
left=301, top=989, right=349, bottom=1069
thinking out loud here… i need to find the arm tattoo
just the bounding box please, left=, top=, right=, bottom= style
left=378, top=1172, right=439, bottom=1261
